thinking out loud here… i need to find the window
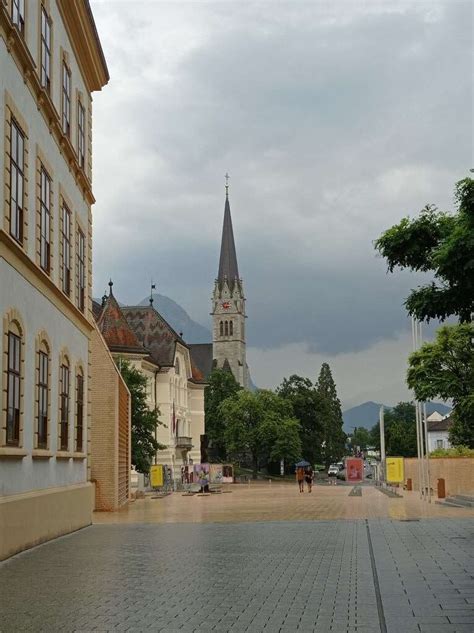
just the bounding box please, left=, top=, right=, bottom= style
left=37, top=349, right=49, bottom=449
left=219, top=321, right=223, bottom=337
left=6, top=331, right=21, bottom=446
left=436, top=439, right=443, bottom=449
left=77, top=230, right=86, bottom=311
left=75, top=372, right=84, bottom=452
left=62, top=62, right=71, bottom=136
left=39, top=167, right=51, bottom=273
left=12, top=0, right=25, bottom=34
left=9, top=119, right=24, bottom=243
left=59, top=362, right=70, bottom=451
left=175, top=358, right=180, bottom=375
left=78, top=101, right=85, bottom=168
left=40, top=6, right=51, bottom=92
left=229, top=321, right=233, bottom=336
left=224, top=321, right=229, bottom=336
left=61, top=204, right=72, bottom=296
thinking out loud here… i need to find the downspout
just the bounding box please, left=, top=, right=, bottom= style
left=154, top=369, right=159, bottom=465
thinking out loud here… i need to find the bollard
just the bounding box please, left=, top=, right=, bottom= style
left=437, top=478, right=446, bottom=499
left=406, top=478, right=412, bottom=491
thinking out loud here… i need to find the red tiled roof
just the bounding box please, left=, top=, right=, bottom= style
left=97, top=293, right=147, bottom=355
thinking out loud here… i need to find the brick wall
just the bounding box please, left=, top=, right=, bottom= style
left=90, top=326, right=131, bottom=511
left=404, top=457, right=474, bottom=497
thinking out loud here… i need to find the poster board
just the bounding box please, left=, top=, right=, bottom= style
left=222, top=464, right=234, bottom=483
left=210, top=464, right=224, bottom=484
left=194, top=463, right=210, bottom=487
left=386, top=457, right=404, bottom=483
left=346, top=458, right=364, bottom=483
left=150, top=464, right=163, bottom=488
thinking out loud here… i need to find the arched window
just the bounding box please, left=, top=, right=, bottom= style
left=75, top=367, right=84, bottom=452
left=175, top=358, right=180, bottom=375
left=225, top=321, right=229, bottom=336
left=59, top=355, right=70, bottom=451
left=6, top=320, right=22, bottom=446
left=219, top=321, right=223, bottom=336
left=229, top=321, right=233, bottom=336
left=37, top=337, right=51, bottom=449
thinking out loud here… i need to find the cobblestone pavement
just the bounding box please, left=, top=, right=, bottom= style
left=1, top=518, right=473, bottom=633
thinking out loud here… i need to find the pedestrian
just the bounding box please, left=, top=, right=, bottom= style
left=305, top=466, right=314, bottom=493
left=296, top=466, right=305, bottom=492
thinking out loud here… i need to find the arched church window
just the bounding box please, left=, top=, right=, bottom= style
left=225, top=321, right=229, bottom=336
left=219, top=321, right=223, bottom=336
left=229, top=321, right=233, bottom=336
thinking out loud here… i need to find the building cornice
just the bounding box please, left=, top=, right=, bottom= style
left=0, top=5, right=96, bottom=205
left=56, top=0, right=109, bottom=93
left=0, top=229, right=93, bottom=336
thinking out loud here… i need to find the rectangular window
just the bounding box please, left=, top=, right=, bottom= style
left=61, top=204, right=72, bottom=296
left=78, top=101, right=85, bottom=169
left=77, top=230, right=86, bottom=312
left=9, top=119, right=24, bottom=244
left=38, top=351, right=49, bottom=449
left=62, top=62, right=71, bottom=137
left=6, top=333, right=21, bottom=446
left=59, top=364, right=70, bottom=451
left=76, top=374, right=84, bottom=452
left=40, top=7, right=51, bottom=92
left=40, top=167, right=51, bottom=273
left=436, top=439, right=443, bottom=449
left=12, top=0, right=25, bottom=34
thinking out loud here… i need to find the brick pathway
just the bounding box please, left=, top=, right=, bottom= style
left=1, top=518, right=473, bottom=632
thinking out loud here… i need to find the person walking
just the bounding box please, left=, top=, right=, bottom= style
left=296, top=466, right=305, bottom=492
left=305, top=466, right=314, bottom=493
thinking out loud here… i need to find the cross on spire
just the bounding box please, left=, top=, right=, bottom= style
left=225, top=172, right=230, bottom=199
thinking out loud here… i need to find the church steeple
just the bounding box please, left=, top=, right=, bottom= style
left=217, top=176, right=239, bottom=287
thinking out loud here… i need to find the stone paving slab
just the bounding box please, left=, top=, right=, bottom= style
left=0, top=519, right=473, bottom=633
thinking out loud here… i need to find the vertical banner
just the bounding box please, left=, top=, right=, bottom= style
left=150, top=464, right=163, bottom=487
left=346, top=458, right=364, bottom=482
left=386, top=457, right=404, bottom=483
left=210, top=464, right=223, bottom=484
left=222, top=464, right=234, bottom=483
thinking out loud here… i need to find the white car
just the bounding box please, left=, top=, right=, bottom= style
left=328, top=464, right=339, bottom=476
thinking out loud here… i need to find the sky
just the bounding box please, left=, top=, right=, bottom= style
left=90, top=0, right=472, bottom=408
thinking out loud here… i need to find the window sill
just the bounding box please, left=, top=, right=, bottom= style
left=0, top=447, right=28, bottom=458
left=32, top=449, right=53, bottom=459
left=56, top=451, right=72, bottom=459
left=72, top=452, right=86, bottom=460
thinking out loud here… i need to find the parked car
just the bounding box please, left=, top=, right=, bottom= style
left=328, top=464, right=339, bottom=476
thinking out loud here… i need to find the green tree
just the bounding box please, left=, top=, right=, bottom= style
left=119, top=360, right=165, bottom=474
left=315, top=363, right=346, bottom=465
left=204, top=368, right=242, bottom=461
left=375, top=177, right=474, bottom=323
left=407, top=324, right=474, bottom=447
left=277, top=375, right=323, bottom=465
left=351, top=427, right=371, bottom=451
left=370, top=403, right=417, bottom=457
left=219, top=389, right=301, bottom=478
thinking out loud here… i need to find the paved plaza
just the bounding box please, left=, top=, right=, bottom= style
left=1, top=484, right=473, bottom=633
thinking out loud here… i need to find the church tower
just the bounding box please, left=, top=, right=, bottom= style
left=212, top=179, right=249, bottom=388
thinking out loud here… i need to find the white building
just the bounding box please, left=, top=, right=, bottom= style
left=0, top=0, right=108, bottom=559
left=94, top=286, right=206, bottom=474
left=427, top=412, right=453, bottom=452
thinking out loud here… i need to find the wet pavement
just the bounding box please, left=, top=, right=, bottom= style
left=1, top=516, right=473, bottom=632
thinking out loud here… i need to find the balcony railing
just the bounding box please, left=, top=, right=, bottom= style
left=176, top=436, right=193, bottom=449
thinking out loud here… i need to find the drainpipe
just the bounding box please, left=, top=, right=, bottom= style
left=154, top=369, right=159, bottom=465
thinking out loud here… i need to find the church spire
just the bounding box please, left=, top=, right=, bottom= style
left=218, top=175, right=239, bottom=285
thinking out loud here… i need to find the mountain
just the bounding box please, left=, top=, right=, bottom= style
left=138, top=293, right=211, bottom=344
left=342, top=400, right=452, bottom=433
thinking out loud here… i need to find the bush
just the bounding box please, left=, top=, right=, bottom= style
left=429, top=445, right=474, bottom=458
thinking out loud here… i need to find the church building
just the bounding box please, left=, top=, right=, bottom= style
left=190, top=182, right=250, bottom=389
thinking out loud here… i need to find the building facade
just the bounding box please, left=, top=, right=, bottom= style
left=208, top=185, right=249, bottom=388
left=0, top=1, right=108, bottom=559
left=427, top=412, right=453, bottom=453
left=94, top=286, right=206, bottom=477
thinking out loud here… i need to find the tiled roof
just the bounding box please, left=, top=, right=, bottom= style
left=122, top=305, right=187, bottom=368
left=96, top=293, right=147, bottom=355
left=428, top=417, right=453, bottom=432
left=189, top=343, right=213, bottom=380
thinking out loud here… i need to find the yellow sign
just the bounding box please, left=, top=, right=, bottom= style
left=150, top=464, right=163, bottom=488
left=386, top=457, right=404, bottom=483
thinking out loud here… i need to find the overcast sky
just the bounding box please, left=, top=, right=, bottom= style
left=90, top=0, right=472, bottom=408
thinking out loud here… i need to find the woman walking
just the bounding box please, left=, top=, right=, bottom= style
left=296, top=466, right=305, bottom=492
left=305, top=466, right=314, bottom=493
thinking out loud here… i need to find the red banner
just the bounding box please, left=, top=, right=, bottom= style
left=346, top=458, right=364, bottom=482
